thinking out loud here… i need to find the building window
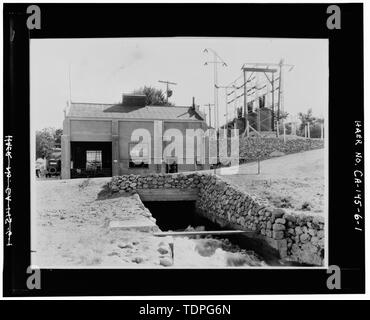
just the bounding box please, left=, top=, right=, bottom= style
left=129, top=143, right=149, bottom=169
left=129, top=161, right=149, bottom=169
left=166, top=162, right=178, bottom=173
left=86, top=150, right=102, bottom=171
left=165, top=157, right=178, bottom=173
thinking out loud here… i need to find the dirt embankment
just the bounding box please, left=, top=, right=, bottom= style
left=220, top=149, right=325, bottom=215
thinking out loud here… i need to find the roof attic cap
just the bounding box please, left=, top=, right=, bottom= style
left=122, top=94, right=147, bottom=107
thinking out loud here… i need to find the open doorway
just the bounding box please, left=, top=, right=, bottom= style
left=70, top=141, right=112, bottom=178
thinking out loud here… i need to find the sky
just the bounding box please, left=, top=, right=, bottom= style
left=30, top=37, right=328, bottom=130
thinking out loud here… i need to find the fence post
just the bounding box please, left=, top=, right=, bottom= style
left=307, top=123, right=310, bottom=139
left=283, top=119, right=286, bottom=142
left=320, top=122, right=324, bottom=140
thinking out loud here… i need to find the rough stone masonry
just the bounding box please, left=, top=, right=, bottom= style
left=109, top=172, right=325, bottom=266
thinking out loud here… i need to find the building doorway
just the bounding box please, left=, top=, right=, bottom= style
left=70, top=141, right=112, bottom=178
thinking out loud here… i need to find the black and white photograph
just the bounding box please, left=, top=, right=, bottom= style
left=2, top=2, right=365, bottom=298
left=30, top=37, right=328, bottom=268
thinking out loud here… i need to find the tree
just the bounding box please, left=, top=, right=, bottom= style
left=54, top=128, right=63, bottom=147
left=35, top=127, right=62, bottom=159
left=298, top=108, right=316, bottom=130
left=133, top=86, right=174, bottom=106
left=297, top=109, right=325, bottom=138
left=274, top=110, right=289, bottom=121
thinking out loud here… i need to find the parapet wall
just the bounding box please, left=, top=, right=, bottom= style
left=109, top=172, right=325, bottom=266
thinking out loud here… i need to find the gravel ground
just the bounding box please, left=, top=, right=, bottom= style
left=32, top=178, right=169, bottom=267
left=32, top=177, right=265, bottom=268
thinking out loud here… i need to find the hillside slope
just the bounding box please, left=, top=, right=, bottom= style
left=239, top=136, right=324, bottom=163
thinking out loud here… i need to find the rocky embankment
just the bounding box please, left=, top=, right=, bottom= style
left=239, top=137, right=324, bottom=163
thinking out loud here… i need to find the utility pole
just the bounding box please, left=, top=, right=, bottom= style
left=225, top=88, right=229, bottom=127
left=241, top=69, right=257, bottom=137
left=271, top=72, right=275, bottom=131
left=243, top=69, right=248, bottom=132
left=158, top=80, right=177, bottom=104
left=277, top=59, right=283, bottom=122
left=233, top=83, right=238, bottom=121
left=215, top=84, right=236, bottom=131
left=204, top=103, right=215, bottom=128
left=204, top=48, right=227, bottom=132
left=68, top=63, right=72, bottom=104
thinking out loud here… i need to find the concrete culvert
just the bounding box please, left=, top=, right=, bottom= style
left=144, top=200, right=268, bottom=267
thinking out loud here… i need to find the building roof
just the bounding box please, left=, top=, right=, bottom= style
left=66, top=102, right=205, bottom=121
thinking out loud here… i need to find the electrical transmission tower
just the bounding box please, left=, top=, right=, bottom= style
left=239, top=60, right=294, bottom=136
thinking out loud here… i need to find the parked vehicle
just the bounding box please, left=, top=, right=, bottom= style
left=45, top=148, right=61, bottom=177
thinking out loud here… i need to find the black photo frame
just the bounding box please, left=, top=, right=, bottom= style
left=3, top=3, right=364, bottom=296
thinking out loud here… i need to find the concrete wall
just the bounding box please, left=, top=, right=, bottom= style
left=62, top=117, right=208, bottom=178
left=70, top=120, right=112, bottom=142
left=62, top=119, right=113, bottom=179
left=61, top=118, right=71, bottom=179
left=118, top=119, right=209, bottom=175
left=118, top=120, right=154, bottom=175
left=163, top=121, right=208, bottom=166
left=108, top=172, right=325, bottom=266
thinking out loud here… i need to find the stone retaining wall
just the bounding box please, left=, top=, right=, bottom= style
left=239, top=137, right=324, bottom=163
left=109, top=172, right=325, bottom=266
left=195, top=174, right=325, bottom=266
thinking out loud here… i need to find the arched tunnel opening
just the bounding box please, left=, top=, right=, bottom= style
left=143, top=201, right=220, bottom=232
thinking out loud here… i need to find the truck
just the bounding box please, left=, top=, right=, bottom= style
left=45, top=148, right=61, bottom=177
